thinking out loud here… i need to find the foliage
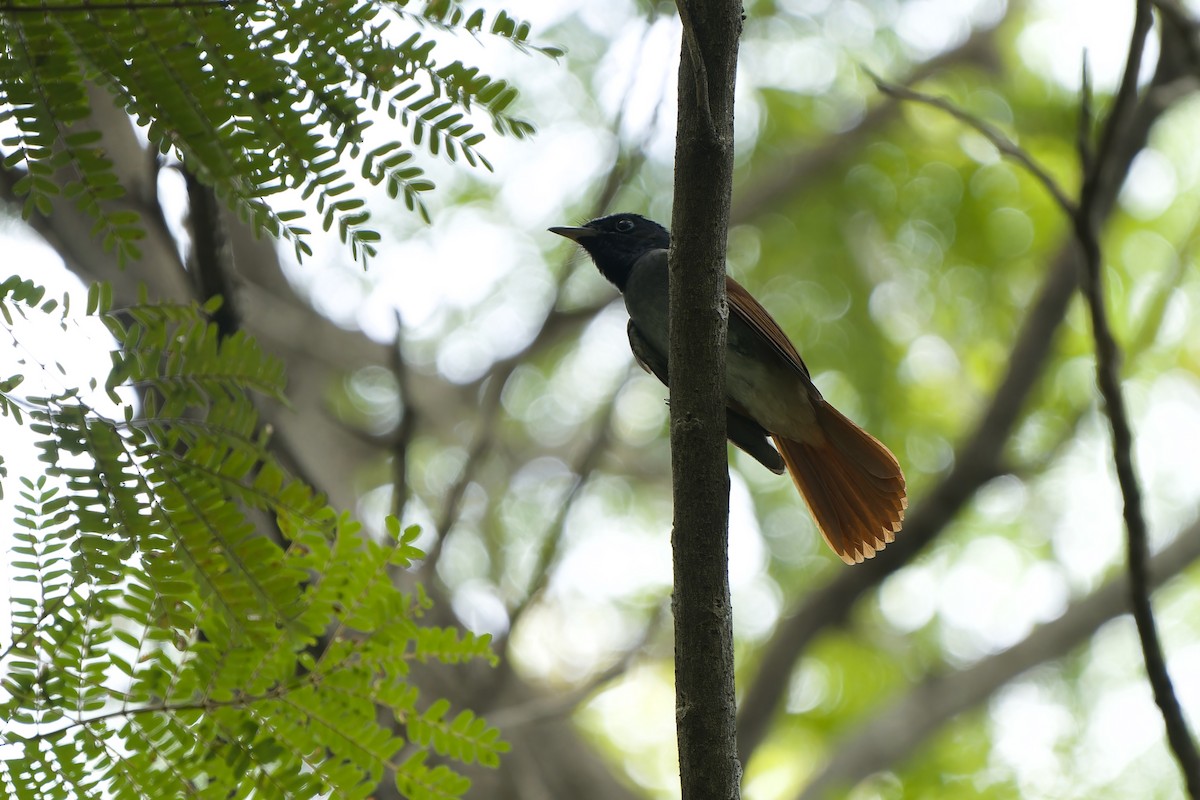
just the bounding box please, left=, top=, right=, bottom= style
left=0, top=276, right=506, bottom=799
left=0, top=0, right=558, bottom=264
left=356, top=5, right=1200, bottom=798
left=5, top=1, right=1200, bottom=799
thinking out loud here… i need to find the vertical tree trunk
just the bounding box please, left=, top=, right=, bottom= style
left=668, top=2, right=743, bottom=798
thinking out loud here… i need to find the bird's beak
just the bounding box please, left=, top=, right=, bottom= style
left=548, top=226, right=596, bottom=242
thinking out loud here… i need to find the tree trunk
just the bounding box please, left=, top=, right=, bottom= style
left=669, top=2, right=743, bottom=798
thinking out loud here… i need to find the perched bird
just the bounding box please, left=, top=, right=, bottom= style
left=550, top=213, right=906, bottom=564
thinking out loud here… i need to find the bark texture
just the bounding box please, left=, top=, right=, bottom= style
left=668, top=1, right=743, bottom=798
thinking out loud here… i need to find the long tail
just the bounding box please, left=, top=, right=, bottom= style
left=774, top=402, right=906, bottom=565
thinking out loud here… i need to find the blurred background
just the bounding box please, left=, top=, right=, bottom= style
left=4, top=0, right=1200, bottom=798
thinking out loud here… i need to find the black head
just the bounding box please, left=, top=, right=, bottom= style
left=549, top=213, right=670, bottom=291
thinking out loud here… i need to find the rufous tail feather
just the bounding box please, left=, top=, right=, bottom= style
left=774, top=402, right=906, bottom=564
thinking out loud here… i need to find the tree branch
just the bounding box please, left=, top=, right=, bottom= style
left=1074, top=4, right=1200, bottom=791
left=390, top=312, right=417, bottom=521
left=0, top=0, right=253, bottom=12
left=731, top=19, right=1005, bottom=224
left=184, top=168, right=239, bottom=337
left=737, top=239, right=1076, bottom=765
left=418, top=51, right=674, bottom=575
left=867, top=73, right=1076, bottom=215
left=489, top=601, right=668, bottom=730
left=796, top=517, right=1200, bottom=800
left=502, top=369, right=631, bottom=648
left=670, top=1, right=743, bottom=797
left=736, top=14, right=1196, bottom=768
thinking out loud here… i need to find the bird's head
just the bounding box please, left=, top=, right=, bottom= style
left=550, top=213, right=670, bottom=291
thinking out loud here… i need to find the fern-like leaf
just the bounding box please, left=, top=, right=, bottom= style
left=0, top=0, right=554, bottom=264
left=0, top=281, right=507, bottom=798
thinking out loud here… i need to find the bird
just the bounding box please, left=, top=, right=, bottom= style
left=550, top=212, right=906, bottom=564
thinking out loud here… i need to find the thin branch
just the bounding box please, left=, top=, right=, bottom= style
left=420, top=28, right=673, bottom=576
left=390, top=311, right=417, bottom=521
left=1074, top=4, right=1200, bottom=792
left=796, top=517, right=1200, bottom=800
left=489, top=601, right=668, bottom=730
left=1078, top=54, right=1095, bottom=175
left=737, top=245, right=1076, bottom=764
left=502, top=368, right=632, bottom=648
left=1085, top=3, right=1154, bottom=212
left=738, top=25, right=1192, bottom=764
left=419, top=391, right=496, bottom=575
left=1152, top=0, right=1200, bottom=77
left=184, top=169, right=239, bottom=337
left=1015, top=221, right=1198, bottom=478
left=420, top=309, right=586, bottom=575
left=0, top=0, right=252, bottom=11
left=184, top=168, right=323, bottom=556
left=732, top=17, right=1006, bottom=223
left=867, top=70, right=1077, bottom=215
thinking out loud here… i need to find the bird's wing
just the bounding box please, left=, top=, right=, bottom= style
left=726, top=276, right=813, bottom=381
left=626, top=320, right=785, bottom=474
left=626, top=319, right=669, bottom=384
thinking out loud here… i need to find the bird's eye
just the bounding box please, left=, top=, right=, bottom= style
left=615, top=219, right=635, bottom=233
